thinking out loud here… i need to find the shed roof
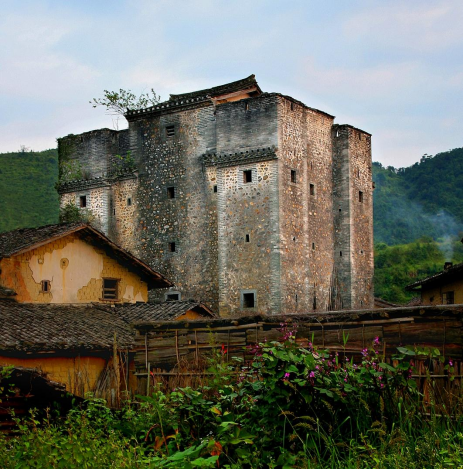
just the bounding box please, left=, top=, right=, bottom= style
left=405, top=263, right=463, bottom=291
left=0, top=300, right=214, bottom=352
left=0, top=300, right=134, bottom=351
left=0, top=223, right=172, bottom=289
left=112, top=300, right=215, bottom=322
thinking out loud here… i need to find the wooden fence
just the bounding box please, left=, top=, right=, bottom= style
left=133, top=305, right=462, bottom=407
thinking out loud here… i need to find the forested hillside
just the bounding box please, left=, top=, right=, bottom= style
left=373, top=148, right=462, bottom=245
left=0, top=149, right=59, bottom=233
left=374, top=237, right=463, bottom=304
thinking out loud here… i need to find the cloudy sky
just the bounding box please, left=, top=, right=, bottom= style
left=0, top=0, right=462, bottom=167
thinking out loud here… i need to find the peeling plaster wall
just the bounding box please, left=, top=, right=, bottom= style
left=0, top=355, right=107, bottom=395
left=0, top=234, right=147, bottom=303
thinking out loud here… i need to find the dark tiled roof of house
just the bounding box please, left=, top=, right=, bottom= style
left=0, top=222, right=172, bottom=289
left=406, top=263, right=463, bottom=291
left=125, top=75, right=262, bottom=118
left=0, top=300, right=134, bottom=351
left=0, top=300, right=214, bottom=352
left=169, top=75, right=261, bottom=101
left=0, top=222, right=84, bottom=258
left=112, top=300, right=215, bottom=322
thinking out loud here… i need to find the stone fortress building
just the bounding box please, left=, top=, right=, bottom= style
left=57, top=75, right=374, bottom=316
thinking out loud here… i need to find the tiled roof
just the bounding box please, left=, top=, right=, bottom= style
left=112, top=300, right=215, bottom=322
left=0, top=222, right=85, bottom=258
left=125, top=75, right=261, bottom=118
left=169, top=75, right=261, bottom=101
left=0, top=300, right=214, bottom=352
left=202, top=147, right=278, bottom=168
left=0, top=300, right=134, bottom=351
left=406, top=263, right=463, bottom=291
left=0, top=223, right=172, bottom=289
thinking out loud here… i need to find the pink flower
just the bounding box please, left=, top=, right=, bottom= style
left=309, top=371, right=315, bottom=378
left=449, top=360, right=453, bottom=366
left=283, top=372, right=290, bottom=380
left=373, top=336, right=380, bottom=346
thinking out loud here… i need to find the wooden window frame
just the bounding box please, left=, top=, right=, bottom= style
left=101, top=278, right=120, bottom=301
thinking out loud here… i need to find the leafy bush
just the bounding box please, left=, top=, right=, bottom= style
left=0, top=333, right=461, bottom=468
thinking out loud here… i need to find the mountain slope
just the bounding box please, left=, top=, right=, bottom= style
left=0, top=149, right=59, bottom=233
left=373, top=148, right=462, bottom=244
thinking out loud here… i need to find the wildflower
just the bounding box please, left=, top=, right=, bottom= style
left=373, top=336, right=380, bottom=346
left=361, top=348, right=368, bottom=357
left=449, top=360, right=453, bottom=366
left=309, top=371, right=315, bottom=378
left=380, top=383, right=384, bottom=388
left=282, top=372, right=290, bottom=381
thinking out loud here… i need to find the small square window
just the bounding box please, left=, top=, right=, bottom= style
left=241, top=292, right=256, bottom=308
left=167, top=187, right=176, bottom=199
left=41, top=280, right=51, bottom=293
left=359, top=191, right=364, bottom=203
left=243, top=170, right=252, bottom=183
left=169, top=242, right=176, bottom=252
left=79, top=195, right=87, bottom=208
left=310, top=184, right=315, bottom=196
left=213, top=185, right=218, bottom=193
left=166, top=293, right=180, bottom=301
left=127, top=197, right=132, bottom=206
left=102, top=278, right=118, bottom=300
left=166, top=125, right=175, bottom=138
left=291, top=170, right=297, bottom=183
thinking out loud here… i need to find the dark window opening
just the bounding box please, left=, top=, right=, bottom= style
left=245, top=234, right=250, bottom=243
left=310, top=184, right=315, bottom=196
left=291, top=170, right=297, bottom=183
left=339, top=208, right=342, bottom=212
left=213, top=185, right=217, bottom=193
left=242, top=293, right=255, bottom=308
left=167, top=187, right=176, bottom=199
left=166, top=125, right=175, bottom=138
left=313, top=296, right=317, bottom=310
left=102, top=279, right=118, bottom=300
left=360, top=300, right=363, bottom=306
left=169, top=242, right=176, bottom=252
left=359, top=191, right=364, bottom=203
left=312, top=243, right=315, bottom=250
left=243, top=170, right=252, bottom=183
left=358, top=133, right=362, bottom=140
left=166, top=293, right=180, bottom=301
left=340, top=251, right=343, bottom=256
left=113, top=208, right=116, bottom=215
left=361, top=250, right=364, bottom=254
left=292, top=236, right=296, bottom=242
left=295, top=294, right=298, bottom=304
left=127, top=197, right=132, bottom=206
left=357, top=169, right=360, bottom=178
left=79, top=196, right=87, bottom=208
left=41, top=280, right=51, bottom=293
left=442, top=291, right=455, bottom=305
left=290, top=102, right=294, bottom=111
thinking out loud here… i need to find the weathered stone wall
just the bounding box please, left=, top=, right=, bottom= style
left=216, top=159, right=280, bottom=316
left=347, top=127, right=374, bottom=308
left=58, top=129, right=126, bottom=179
left=60, top=185, right=111, bottom=234
left=128, top=104, right=219, bottom=311
left=332, top=125, right=374, bottom=309
left=109, top=176, right=138, bottom=253
left=277, top=97, right=335, bottom=313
